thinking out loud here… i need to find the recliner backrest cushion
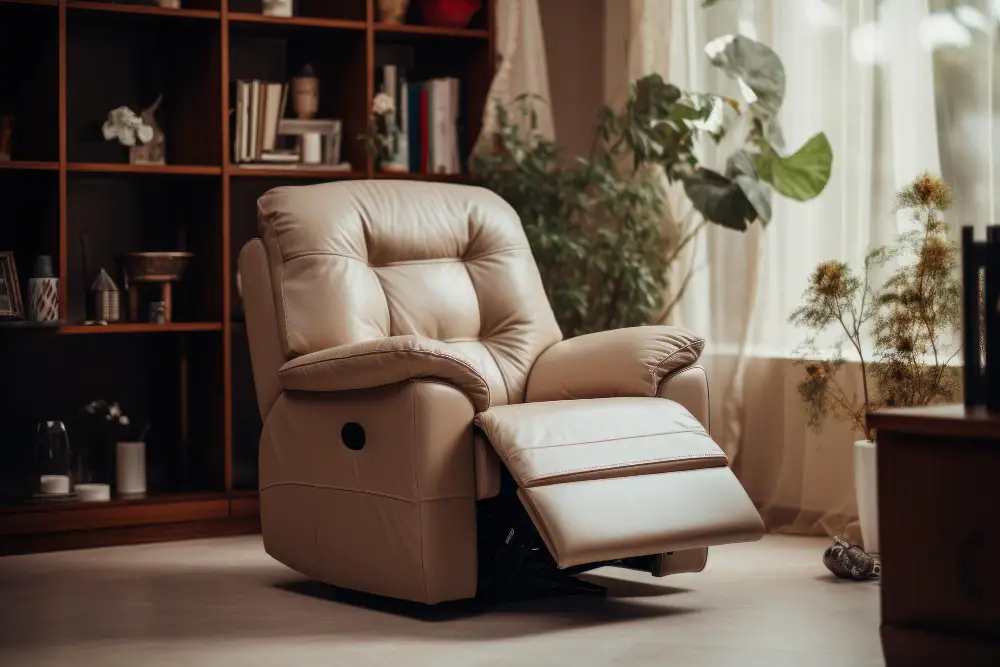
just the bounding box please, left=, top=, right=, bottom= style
left=257, top=180, right=562, bottom=405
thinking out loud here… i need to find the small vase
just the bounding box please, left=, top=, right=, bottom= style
left=156, top=0, right=181, bottom=8
left=378, top=0, right=409, bottom=24
left=262, top=0, right=293, bottom=18
left=853, top=439, right=879, bottom=554
left=292, top=67, right=319, bottom=120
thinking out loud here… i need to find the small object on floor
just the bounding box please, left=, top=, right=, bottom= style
left=823, top=536, right=881, bottom=580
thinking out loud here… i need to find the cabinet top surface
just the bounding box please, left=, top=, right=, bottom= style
left=867, top=404, right=1000, bottom=440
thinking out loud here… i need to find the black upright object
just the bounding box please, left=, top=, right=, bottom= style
left=962, top=227, right=984, bottom=408
left=986, top=226, right=1000, bottom=413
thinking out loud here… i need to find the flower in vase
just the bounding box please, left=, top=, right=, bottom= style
left=372, top=93, right=396, bottom=118
left=102, top=106, right=154, bottom=147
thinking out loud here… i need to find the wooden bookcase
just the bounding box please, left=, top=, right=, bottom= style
left=0, top=0, right=494, bottom=554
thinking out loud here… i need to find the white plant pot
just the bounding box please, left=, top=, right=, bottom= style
left=853, top=439, right=879, bottom=554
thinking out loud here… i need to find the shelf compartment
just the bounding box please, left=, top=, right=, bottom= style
left=229, top=26, right=368, bottom=171
left=0, top=169, right=60, bottom=315
left=60, top=322, right=222, bottom=334
left=0, top=335, right=225, bottom=506
left=66, top=11, right=222, bottom=166
left=0, top=0, right=59, bottom=162
left=65, top=175, right=223, bottom=324
left=68, top=162, right=222, bottom=176
left=0, top=1, right=59, bottom=7
left=67, top=1, right=221, bottom=20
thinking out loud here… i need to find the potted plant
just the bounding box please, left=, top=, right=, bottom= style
left=790, top=173, right=961, bottom=554
left=360, top=92, right=404, bottom=173
left=471, top=34, right=834, bottom=335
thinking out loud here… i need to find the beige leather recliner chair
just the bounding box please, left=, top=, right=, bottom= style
left=240, top=180, right=764, bottom=605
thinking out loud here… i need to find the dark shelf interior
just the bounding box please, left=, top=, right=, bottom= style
left=65, top=174, right=222, bottom=324
left=0, top=169, right=60, bottom=297
left=0, top=1, right=59, bottom=162
left=66, top=11, right=222, bottom=165
left=230, top=0, right=366, bottom=22
left=0, top=334, right=224, bottom=506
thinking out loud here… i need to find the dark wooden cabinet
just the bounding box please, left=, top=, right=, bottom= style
left=868, top=404, right=1000, bottom=667
left=0, top=0, right=494, bottom=554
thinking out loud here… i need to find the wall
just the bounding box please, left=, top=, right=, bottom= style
left=538, top=0, right=605, bottom=158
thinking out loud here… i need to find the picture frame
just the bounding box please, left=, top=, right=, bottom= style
left=0, top=251, right=25, bottom=321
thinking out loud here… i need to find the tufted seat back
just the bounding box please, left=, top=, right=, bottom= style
left=256, top=180, right=563, bottom=406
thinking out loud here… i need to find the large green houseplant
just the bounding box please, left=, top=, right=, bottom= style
left=471, top=34, right=833, bottom=336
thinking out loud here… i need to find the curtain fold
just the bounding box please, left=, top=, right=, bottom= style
left=476, top=0, right=555, bottom=148
left=607, top=0, right=947, bottom=541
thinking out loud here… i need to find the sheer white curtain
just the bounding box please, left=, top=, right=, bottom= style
left=477, top=0, right=555, bottom=145
left=606, top=0, right=951, bottom=540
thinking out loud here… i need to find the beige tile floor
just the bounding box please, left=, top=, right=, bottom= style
left=0, top=535, right=883, bottom=666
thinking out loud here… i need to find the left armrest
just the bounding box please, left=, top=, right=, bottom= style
left=525, top=326, right=705, bottom=402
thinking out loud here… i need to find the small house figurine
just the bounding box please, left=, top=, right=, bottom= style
left=91, top=268, right=120, bottom=323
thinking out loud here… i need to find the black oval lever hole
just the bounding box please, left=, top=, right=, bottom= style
left=341, top=422, right=366, bottom=451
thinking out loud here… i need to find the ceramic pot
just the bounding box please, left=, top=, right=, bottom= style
left=853, top=439, right=879, bottom=554
left=378, top=0, right=409, bottom=23
left=292, top=76, right=319, bottom=120
left=418, top=0, right=480, bottom=28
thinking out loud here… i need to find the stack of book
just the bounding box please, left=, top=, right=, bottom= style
left=233, top=80, right=291, bottom=164
left=380, top=65, right=464, bottom=174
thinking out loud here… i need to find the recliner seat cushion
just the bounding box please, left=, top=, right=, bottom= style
left=475, top=398, right=726, bottom=487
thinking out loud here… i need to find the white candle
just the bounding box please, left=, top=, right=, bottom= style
left=116, top=441, right=147, bottom=497
left=75, top=483, right=111, bottom=502
left=40, top=474, right=70, bottom=495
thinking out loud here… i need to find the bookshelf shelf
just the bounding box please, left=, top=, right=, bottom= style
left=66, top=1, right=221, bottom=20
left=0, top=160, right=59, bottom=171
left=374, top=23, right=489, bottom=40
left=67, top=163, right=223, bottom=176
left=228, top=12, right=366, bottom=32
left=0, top=0, right=57, bottom=7
left=0, top=0, right=493, bottom=554
left=229, top=165, right=366, bottom=179
left=59, top=322, right=223, bottom=335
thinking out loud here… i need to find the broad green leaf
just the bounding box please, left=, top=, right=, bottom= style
left=757, top=132, right=833, bottom=201
left=734, top=175, right=773, bottom=225
left=683, top=168, right=756, bottom=231
left=706, top=35, right=785, bottom=117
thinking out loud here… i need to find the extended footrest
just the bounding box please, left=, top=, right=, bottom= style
left=474, top=397, right=764, bottom=569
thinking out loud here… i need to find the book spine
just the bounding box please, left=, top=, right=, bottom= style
left=986, top=225, right=1000, bottom=412
left=408, top=84, right=420, bottom=172
left=396, top=80, right=409, bottom=171
left=962, top=226, right=984, bottom=407
left=420, top=87, right=430, bottom=173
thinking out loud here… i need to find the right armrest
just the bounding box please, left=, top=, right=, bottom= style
left=278, top=335, right=491, bottom=412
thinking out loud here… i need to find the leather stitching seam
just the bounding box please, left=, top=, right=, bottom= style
left=649, top=338, right=706, bottom=394
left=518, top=453, right=727, bottom=485
left=502, top=427, right=711, bottom=457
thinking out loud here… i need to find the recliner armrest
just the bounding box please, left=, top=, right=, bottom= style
left=525, top=326, right=705, bottom=402
left=279, top=335, right=491, bottom=412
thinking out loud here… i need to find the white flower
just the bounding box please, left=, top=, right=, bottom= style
left=102, top=106, right=153, bottom=147
left=109, top=403, right=121, bottom=418
left=119, top=416, right=130, bottom=427
left=371, top=93, right=395, bottom=117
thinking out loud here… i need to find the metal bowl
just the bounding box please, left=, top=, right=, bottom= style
left=123, top=252, right=194, bottom=284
